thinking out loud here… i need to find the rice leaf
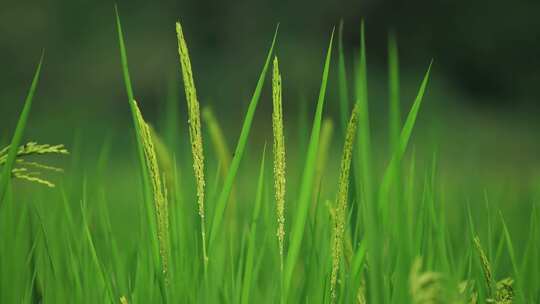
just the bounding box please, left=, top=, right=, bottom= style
left=499, top=212, right=523, bottom=302
left=378, top=61, right=433, bottom=212
left=202, top=107, right=232, bottom=181
left=0, top=54, right=44, bottom=202
left=284, top=28, right=334, bottom=299
left=240, top=145, right=266, bottom=304
left=208, top=25, right=279, bottom=250
left=114, top=7, right=163, bottom=298
left=354, top=21, right=382, bottom=304
left=337, top=20, right=349, bottom=133
left=313, top=118, right=334, bottom=210
left=388, top=32, right=401, bottom=152
left=202, top=106, right=237, bottom=217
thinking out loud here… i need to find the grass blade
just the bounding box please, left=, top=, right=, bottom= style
left=388, top=32, right=401, bottom=152
left=0, top=53, right=44, bottom=203
left=114, top=6, right=152, bottom=202
left=202, top=106, right=237, bottom=219
left=114, top=7, right=163, bottom=297
left=202, top=107, right=232, bottom=182
left=353, top=21, right=381, bottom=303
left=284, top=28, right=335, bottom=299
left=240, top=145, right=266, bottom=304
left=208, top=25, right=279, bottom=250
left=356, top=21, right=373, bottom=207
left=378, top=61, right=433, bottom=211
left=499, top=212, right=523, bottom=302
left=337, top=20, right=349, bottom=133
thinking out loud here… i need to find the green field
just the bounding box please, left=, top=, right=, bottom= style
left=0, top=10, right=538, bottom=304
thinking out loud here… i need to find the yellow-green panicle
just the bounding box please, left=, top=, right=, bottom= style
left=176, top=21, right=208, bottom=267
left=330, top=104, right=359, bottom=302
left=133, top=100, right=170, bottom=280
left=272, top=56, right=287, bottom=273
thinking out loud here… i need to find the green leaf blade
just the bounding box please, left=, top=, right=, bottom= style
left=0, top=53, right=44, bottom=202
left=283, top=29, right=335, bottom=299
left=208, top=26, right=279, bottom=250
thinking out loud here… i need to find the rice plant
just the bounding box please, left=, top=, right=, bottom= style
left=0, top=9, right=538, bottom=304
left=176, top=21, right=209, bottom=270
left=0, top=55, right=43, bottom=201
left=330, top=104, right=359, bottom=302
left=272, top=56, right=287, bottom=274
left=0, top=142, right=68, bottom=187
left=133, top=99, right=171, bottom=280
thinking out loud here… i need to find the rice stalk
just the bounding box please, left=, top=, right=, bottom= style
left=120, top=296, right=128, bottom=304
left=330, top=104, right=359, bottom=302
left=176, top=21, right=208, bottom=267
left=272, top=56, right=287, bottom=273
left=133, top=100, right=170, bottom=280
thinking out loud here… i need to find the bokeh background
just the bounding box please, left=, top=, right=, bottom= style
left=2, top=0, right=540, bottom=201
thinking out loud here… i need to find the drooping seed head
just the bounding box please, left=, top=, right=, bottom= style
left=473, top=236, right=493, bottom=294
left=0, top=142, right=68, bottom=187
left=134, top=100, right=170, bottom=280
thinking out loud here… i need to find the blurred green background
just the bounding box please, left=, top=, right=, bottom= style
left=1, top=0, right=540, bottom=195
